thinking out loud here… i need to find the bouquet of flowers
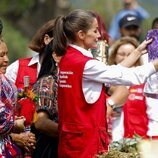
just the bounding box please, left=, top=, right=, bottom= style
left=16, top=76, right=39, bottom=127
left=17, top=88, right=39, bottom=103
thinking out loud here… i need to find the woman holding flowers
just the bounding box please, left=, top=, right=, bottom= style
left=6, top=19, right=55, bottom=128
left=0, top=38, right=36, bottom=157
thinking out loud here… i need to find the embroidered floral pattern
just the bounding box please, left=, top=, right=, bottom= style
left=17, top=89, right=39, bottom=103
left=0, top=73, right=22, bottom=157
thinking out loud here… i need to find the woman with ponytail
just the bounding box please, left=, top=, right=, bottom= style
left=53, top=9, right=158, bottom=157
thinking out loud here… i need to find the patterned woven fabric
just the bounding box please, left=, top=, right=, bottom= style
left=146, top=29, right=158, bottom=61
left=145, top=29, right=158, bottom=94
left=0, top=73, right=17, bottom=134
left=32, top=75, right=58, bottom=122
left=31, top=75, right=58, bottom=158
left=0, top=73, right=22, bottom=157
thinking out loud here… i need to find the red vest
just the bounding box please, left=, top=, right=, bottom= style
left=58, top=46, right=108, bottom=158
left=123, top=84, right=148, bottom=138
left=15, top=58, right=37, bottom=89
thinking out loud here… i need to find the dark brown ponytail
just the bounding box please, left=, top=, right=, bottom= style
left=53, top=9, right=96, bottom=56
left=53, top=16, right=67, bottom=56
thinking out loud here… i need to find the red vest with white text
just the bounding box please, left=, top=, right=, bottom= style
left=123, top=84, right=148, bottom=138
left=58, top=46, right=109, bottom=158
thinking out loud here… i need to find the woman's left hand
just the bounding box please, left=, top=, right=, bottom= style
left=137, top=39, right=152, bottom=54
left=10, top=132, right=36, bottom=152
left=23, top=132, right=36, bottom=151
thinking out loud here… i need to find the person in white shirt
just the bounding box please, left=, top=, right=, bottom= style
left=6, top=20, right=57, bottom=157
left=52, top=9, right=158, bottom=157
left=6, top=53, right=40, bottom=83
left=6, top=19, right=54, bottom=84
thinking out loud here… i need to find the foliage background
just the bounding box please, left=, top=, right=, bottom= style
left=0, top=0, right=157, bottom=63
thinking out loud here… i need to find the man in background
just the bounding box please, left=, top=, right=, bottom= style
left=119, top=14, right=142, bottom=42
left=108, top=0, right=149, bottom=45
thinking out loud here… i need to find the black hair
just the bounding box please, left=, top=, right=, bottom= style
left=29, top=19, right=55, bottom=53
left=37, top=40, right=57, bottom=80
left=152, top=17, right=158, bottom=29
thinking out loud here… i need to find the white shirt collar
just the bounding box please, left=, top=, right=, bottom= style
left=28, top=53, right=40, bottom=66
left=69, top=44, right=93, bottom=58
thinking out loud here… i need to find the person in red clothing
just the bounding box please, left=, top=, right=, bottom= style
left=6, top=20, right=54, bottom=128
left=53, top=9, right=158, bottom=157
left=6, top=19, right=54, bottom=88
left=6, top=19, right=55, bottom=123
left=91, top=13, right=129, bottom=141
left=0, top=38, right=36, bottom=157
left=123, top=84, right=148, bottom=138
left=108, top=36, right=148, bottom=140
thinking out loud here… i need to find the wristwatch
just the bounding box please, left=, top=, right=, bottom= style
left=107, top=98, right=117, bottom=110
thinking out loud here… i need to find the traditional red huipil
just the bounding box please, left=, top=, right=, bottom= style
left=123, top=84, right=148, bottom=138
left=15, top=57, right=37, bottom=126
left=58, top=46, right=109, bottom=158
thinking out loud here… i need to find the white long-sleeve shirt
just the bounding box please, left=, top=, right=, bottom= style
left=6, top=45, right=156, bottom=105
left=5, top=53, right=41, bottom=83
left=69, top=44, right=156, bottom=104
